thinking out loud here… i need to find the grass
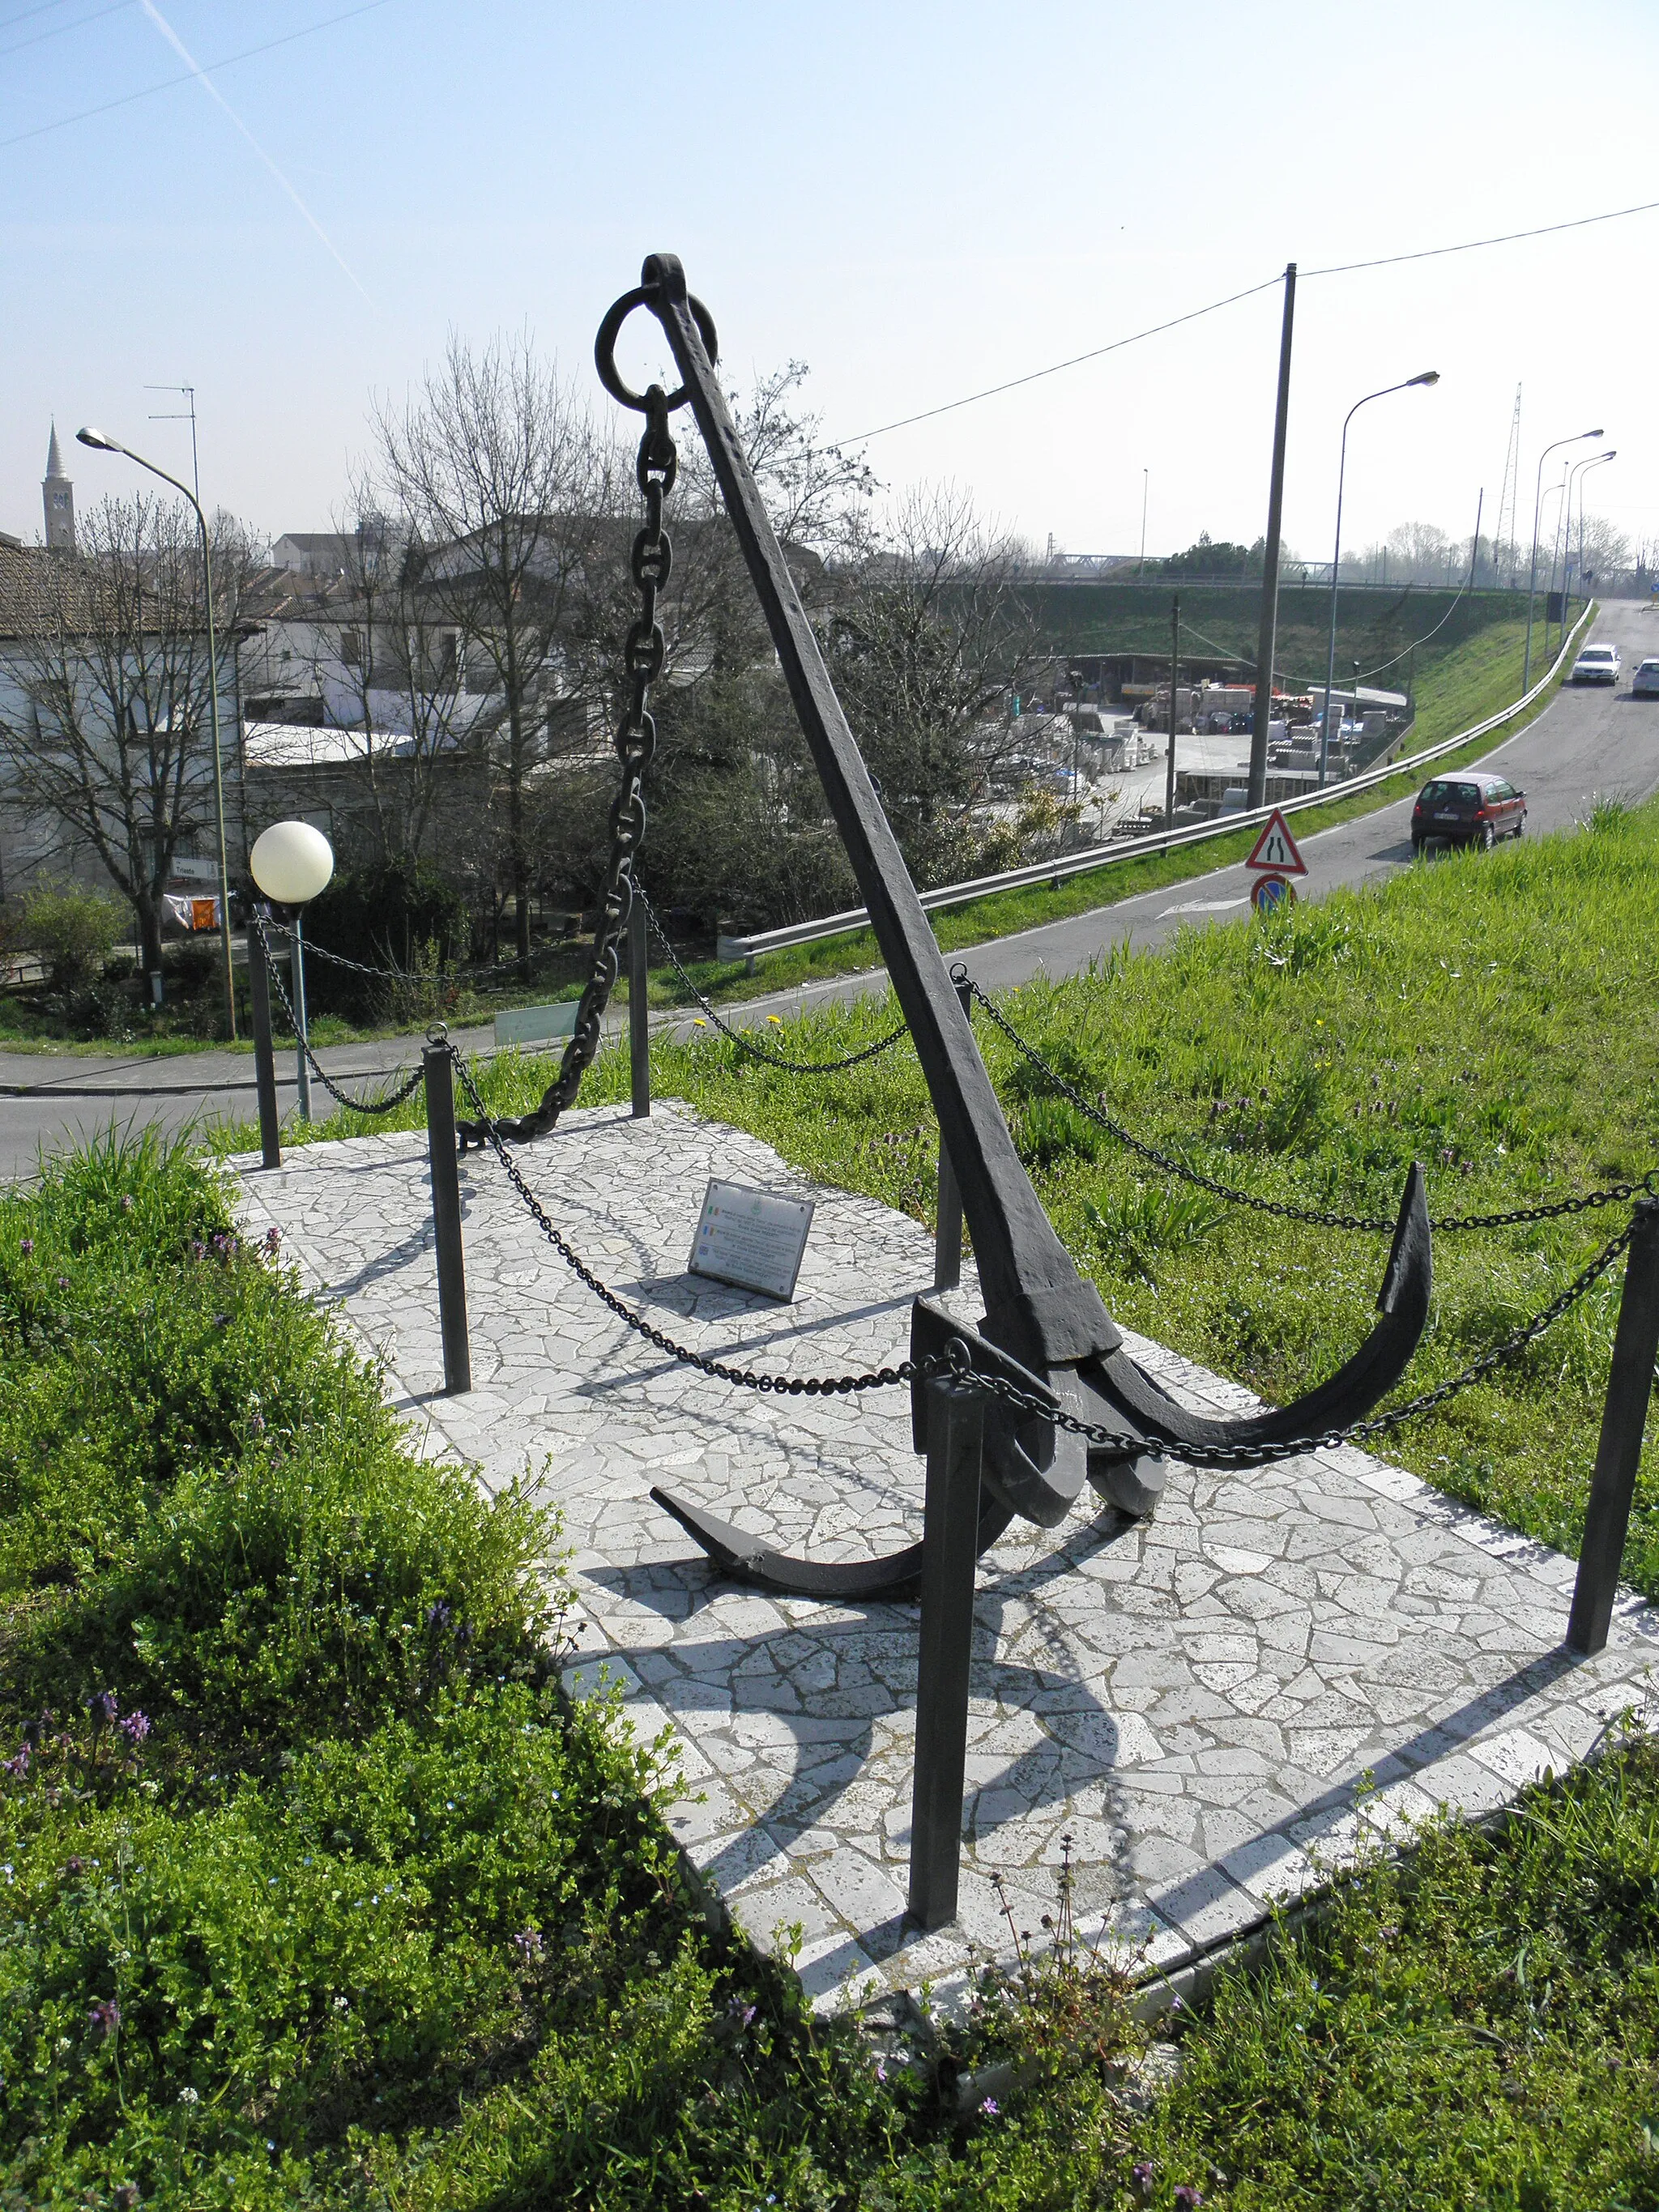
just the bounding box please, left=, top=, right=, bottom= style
left=282, top=784, right=1659, bottom=1603
left=1130, top=1730, right=1659, bottom=2210
left=0, top=607, right=1580, bottom=1059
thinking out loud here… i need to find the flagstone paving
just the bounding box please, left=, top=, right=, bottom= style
left=227, top=1104, right=1659, bottom=2012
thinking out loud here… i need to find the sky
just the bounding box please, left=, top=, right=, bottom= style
left=4, top=0, right=1657, bottom=569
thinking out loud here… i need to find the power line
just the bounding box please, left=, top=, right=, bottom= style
left=1304, top=194, right=1659, bottom=278
left=830, top=275, right=1284, bottom=446
left=0, top=0, right=397, bottom=149
left=0, top=0, right=128, bottom=62
left=824, top=190, right=1659, bottom=454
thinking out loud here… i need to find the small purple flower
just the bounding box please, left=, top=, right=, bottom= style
left=1131, top=2163, right=1157, bottom=2204
left=425, top=1600, right=452, bottom=1631
left=249, top=1411, right=266, bottom=1434
left=510, top=1927, right=544, bottom=1965
left=1174, top=2190, right=1205, bottom=2210
left=979, top=2096, right=1000, bottom=2117
left=190, top=1241, right=205, bottom=1262
left=88, top=1997, right=121, bottom=2038
left=211, top=1312, right=231, bottom=1328
left=56, top=1274, right=71, bottom=1290
left=18, top=1238, right=32, bottom=1256
left=119, top=1711, right=151, bottom=1745
left=119, top=1194, right=134, bottom=1214
left=264, top=1226, right=281, bottom=1252
left=874, top=2059, right=888, bottom=2083
left=89, top=1690, right=119, bottom=1728
left=2, top=1743, right=29, bottom=1779
left=63, top=1857, right=84, bottom=1877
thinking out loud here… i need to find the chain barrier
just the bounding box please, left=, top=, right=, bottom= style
left=260, top=918, right=565, bottom=994
left=635, top=884, right=910, bottom=1075
left=446, top=1043, right=1643, bottom=1471
left=253, top=913, right=428, bottom=1119
left=448, top=1048, right=935, bottom=1398
left=966, top=972, right=1659, bottom=1237
left=455, top=375, right=682, bottom=1150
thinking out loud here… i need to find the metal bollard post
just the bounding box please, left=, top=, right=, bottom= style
left=247, top=913, right=282, bottom=1170
left=291, top=910, right=313, bottom=1123
left=422, top=1042, right=471, bottom=1395
left=933, top=974, right=974, bottom=1290
left=629, top=892, right=650, bottom=1119
left=907, top=1375, right=985, bottom=1929
left=1567, top=1199, right=1659, bottom=1656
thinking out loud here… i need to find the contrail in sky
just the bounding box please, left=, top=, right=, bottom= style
left=138, top=0, right=375, bottom=305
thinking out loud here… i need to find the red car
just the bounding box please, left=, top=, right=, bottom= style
left=1410, top=771, right=1527, bottom=854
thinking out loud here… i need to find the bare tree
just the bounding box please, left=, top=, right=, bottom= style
left=0, top=495, right=258, bottom=974
left=373, top=332, right=625, bottom=965
left=821, top=486, right=1040, bottom=885
left=284, top=484, right=478, bottom=865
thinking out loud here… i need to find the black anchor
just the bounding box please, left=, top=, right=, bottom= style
left=599, top=256, right=1431, bottom=1597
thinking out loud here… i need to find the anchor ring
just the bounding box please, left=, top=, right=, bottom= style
left=594, top=284, right=719, bottom=414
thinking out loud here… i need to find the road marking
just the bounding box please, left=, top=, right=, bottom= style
left=1158, top=897, right=1250, bottom=916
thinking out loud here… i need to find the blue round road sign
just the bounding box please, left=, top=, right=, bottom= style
left=1251, top=872, right=1295, bottom=916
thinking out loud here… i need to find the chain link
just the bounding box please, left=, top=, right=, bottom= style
left=967, top=973, right=1659, bottom=1236
left=635, top=885, right=911, bottom=1075
left=449, top=1049, right=939, bottom=1397
left=252, top=912, right=429, bottom=1118
left=455, top=389, right=680, bottom=1151
left=447, top=1042, right=1645, bottom=1472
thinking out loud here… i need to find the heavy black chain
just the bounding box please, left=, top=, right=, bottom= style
left=968, top=974, right=1659, bottom=1236
left=636, top=885, right=910, bottom=1075
left=448, top=1045, right=1644, bottom=1472
left=252, top=912, right=428, bottom=1118
left=960, top=1207, right=1644, bottom=1468
left=455, top=392, right=680, bottom=1150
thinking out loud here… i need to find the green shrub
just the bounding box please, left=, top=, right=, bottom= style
left=21, top=883, right=126, bottom=991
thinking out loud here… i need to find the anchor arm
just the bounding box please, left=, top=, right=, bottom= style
left=638, top=254, right=1116, bottom=1392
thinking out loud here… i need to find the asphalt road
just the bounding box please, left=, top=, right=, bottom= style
left=4, top=599, right=1656, bottom=1180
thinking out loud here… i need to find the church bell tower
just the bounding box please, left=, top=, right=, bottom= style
left=42, top=424, right=75, bottom=551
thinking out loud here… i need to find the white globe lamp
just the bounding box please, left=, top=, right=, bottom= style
left=249, top=820, right=334, bottom=907
left=249, top=821, right=334, bottom=1123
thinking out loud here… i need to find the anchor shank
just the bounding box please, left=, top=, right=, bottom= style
left=642, top=253, right=1117, bottom=1373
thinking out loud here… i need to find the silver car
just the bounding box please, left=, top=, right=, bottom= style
left=1631, top=657, right=1659, bottom=699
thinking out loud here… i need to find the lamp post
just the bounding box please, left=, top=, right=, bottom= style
left=1561, top=450, right=1616, bottom=614
left=1319, top=372, right=1439, bottom=790
left=249, top=820, right=334, bottom=1121
left=76, top=424, right=237, bottom=1039
left=1575, top=450, right=1616, bottom=599
left=1522, top=426, right=1603, bottom=692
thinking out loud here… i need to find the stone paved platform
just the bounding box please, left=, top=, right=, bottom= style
left=228, top=1106, right=1659, bottom=2011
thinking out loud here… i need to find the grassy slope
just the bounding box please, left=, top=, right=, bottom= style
left=290, top=786, right=1659, bottom=1600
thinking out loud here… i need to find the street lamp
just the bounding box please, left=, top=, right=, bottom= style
left=76, top=424, right=237, bottom=1039
left=1522, top=426, right=1603, bottom=692
left=1560, top=449, right=1615, bottom=616
left=1573, top=450, right=1617, bottom=600
left=1319, top=372, right=1439, bottom=789
left=249, top=819, right=334, bottom=1121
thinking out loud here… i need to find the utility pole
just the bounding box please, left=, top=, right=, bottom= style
left=1165, top=595, right=1180, bottom=825
left=1247, top=263, right=1296, bottom=810
left=1139, top=469, right=1149, bottom=578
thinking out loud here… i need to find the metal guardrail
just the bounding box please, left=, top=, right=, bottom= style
left=714, top=602, right=1596, bottom=966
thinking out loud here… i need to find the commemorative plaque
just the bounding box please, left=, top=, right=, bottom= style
left=689, top=1180, right=815, bottom=1301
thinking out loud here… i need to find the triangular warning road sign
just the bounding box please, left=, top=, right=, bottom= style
left=1244, top=808, right=1307, bottom=876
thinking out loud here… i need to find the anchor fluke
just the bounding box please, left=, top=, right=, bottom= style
left=1076, top=1162, right=1433, bottom=1511
left=650, top=1483, right=1015, bottom=1600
